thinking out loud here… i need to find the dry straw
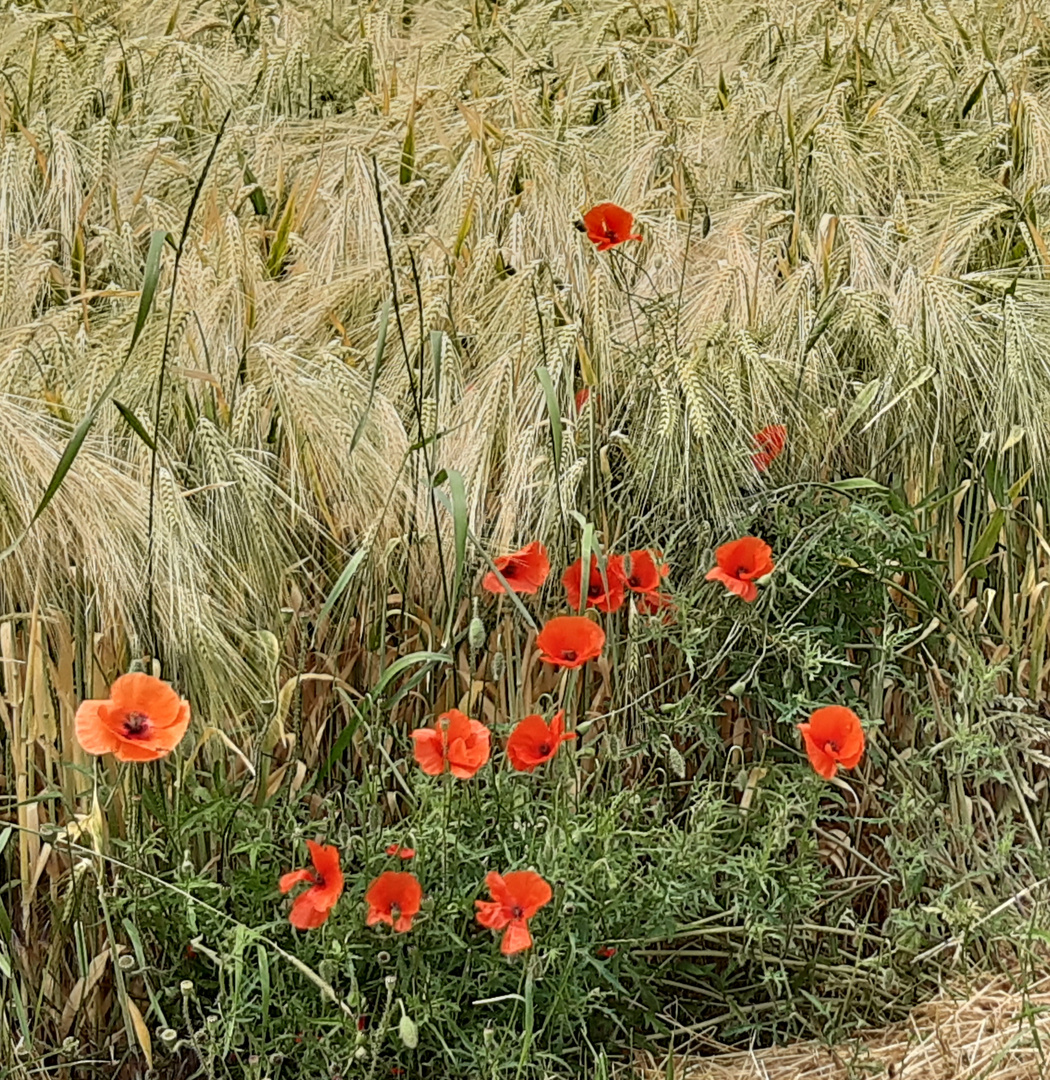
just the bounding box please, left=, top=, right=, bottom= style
left=638, top=974, right=1050, bottom=1080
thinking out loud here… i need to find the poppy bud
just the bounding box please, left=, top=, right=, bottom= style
left=398, top=1013, right=419, bottom=1049
left=180, top=980, right=194, bottom=996
left=667, top=745, right=686, bottom=779
left=490, top=653, right=505, bottom=681
left=118, top=953, right=135, bottom=971
left=355, top=1046, right=369, bottom=1061
left=385, top=974, right=397, bottom=990
left=61, top=1037, right=79, bottom=1054
left=574, top=220, right=586, bottom=232
left=377, top=951, right=391, bottom=965
left=469, top=616, right=486, bottom=651
left=727, top=679, right=747, bottom=698
left=483, top=1027, right=495, bottom=1045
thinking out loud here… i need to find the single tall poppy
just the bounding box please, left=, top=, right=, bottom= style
left=705, top=537, right=775, bottom=603
left=582, top=204, right=643, bottom=252
left=365, top=871, right=423, bottom=933
left=411, top=709, right=491, bottom=779
left=279, top=841, right=344, bottom=930
left=74, top=672, right=191, bottom=763
left=475, top=871, right=552, bottom=955
left=535, top=616, right=605, bottom=668
left=563, top=554, right=627, bottom=613
left=797, top=706, right=865, bottom=780
left=506, top=711, right=575, bottom=772
left=482, top=541, right=550, bottom=595
left=752, top=425, right=787, bottom=472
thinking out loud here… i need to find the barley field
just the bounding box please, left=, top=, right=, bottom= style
left=3, top=0, right=1050, bottom=1077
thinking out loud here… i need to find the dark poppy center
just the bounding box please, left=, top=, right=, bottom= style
left=390, top=902, right=401, bottom=918
left=503, top=563, right=519, bottom=578
left=122, top=712, right=151, bottom=738
left=511, top=905, right=524, bottom=919
left=825, top=740, right=839, bottom=755
left=588, top=581, right=603, bottom=598
left=561, top=650, right=577, bottom=661
left=538, top=743, right=551, bottom=756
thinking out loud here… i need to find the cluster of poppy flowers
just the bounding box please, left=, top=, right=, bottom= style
left=410, top=706, right=574, bottom=778
left=278, top=842, right=551, bottom=955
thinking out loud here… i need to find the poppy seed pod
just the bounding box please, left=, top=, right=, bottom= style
left=469, top=616, right=486, bottom=651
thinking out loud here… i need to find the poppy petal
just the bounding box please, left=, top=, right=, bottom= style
left=289, top=892, right=332, bottom=930
left=108, top=672, right=183, bottom=727
left=705, top=567, right=758, bottom=602
left=503, top=871, right=553, bottom=918
left=278, top=869, right=317, bottom=894
left=501, top=918, right=533, bottom=955
left=410, top=728, right=446, bottom=775
left=475, top=899, right=511, bottom=930
left=74, top=700, right=123, bottom=757
left=798, top=724, right=838, bottom=779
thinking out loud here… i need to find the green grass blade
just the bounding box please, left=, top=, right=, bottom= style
left=447, top=468, right=467, bottom=605
left=113, top=399, right=157, bottom=451
left=316, top=547, right=368, bottom=638
left=536, top=366, right=562, bottom=472
left=128, top=229, right=171, bottom=357
left=350, top=298, right=391, bottom=453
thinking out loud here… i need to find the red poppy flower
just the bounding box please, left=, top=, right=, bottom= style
left=74, top=672, right=191, bottom=763
left=563, top=554, right=627, bottom=613
left=752, top=425, right=787, bottom=472
left=624, top=550, right=669, bottom=594
left=705, top=536, right=775, bottom=603
left=597, top=946, right=617, bottom=958
left=411, top=709, right=491, bottom=779
left=582, top=203, right=643, bottom=252
left=482, top=541, right=550, bottom=595
left=365, top=871, right=423, bottom=933
left=535, top=616, right=605, bottom=668
left=797, top=706, right=865, bottom=780
left=385, top=844, right=416, bottom=860
left=506, top=710, right=576, bottom=772
left=475, top=871, right=552, bottom=955
left=279, top=841, right=344, bottom=930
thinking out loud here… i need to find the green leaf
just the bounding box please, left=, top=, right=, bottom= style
left=826, top=477, right=890, bottom=494
left=400, top=111, right=416, bottom=185
left=968, top=508, right=1006, bottom=568
left=113, top=399, right=157, bottom=451
left=258, top=945, right=270, bottom=1040
left=266, top=188, right=296, bottom=279
left=373, top=651, right=451, bottom=701
left=535, top=366, right=562, bottom=472
left=447, top=469, right=468, bottom=605
left=319, top=695, right=364, bottom=780
left=240, top=154, right=269, bottom=216
left=961, top=70, right=989, bottom=118
left=350, top=298, right=390, bottom=453
left=129, top=229, right=171, bottom=357
left=316, top=548, right=368, bottom=637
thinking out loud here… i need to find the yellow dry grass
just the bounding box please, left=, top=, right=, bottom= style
left=638, top=974, right=1050, bottom=1080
